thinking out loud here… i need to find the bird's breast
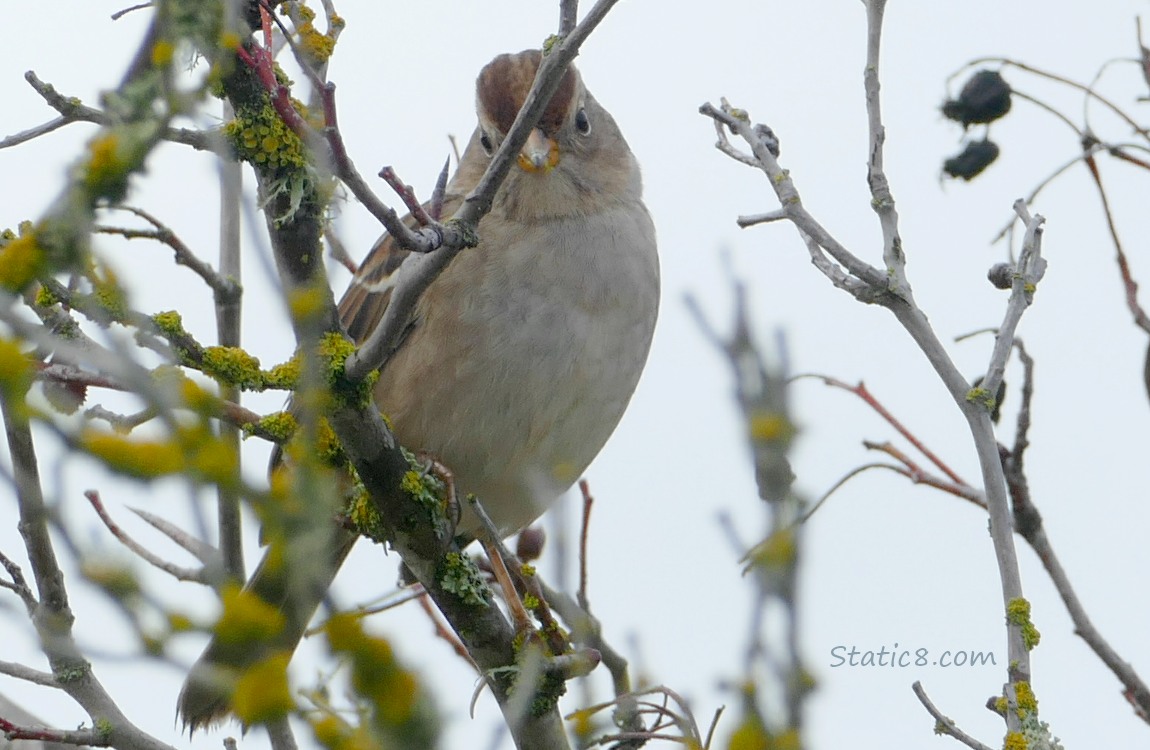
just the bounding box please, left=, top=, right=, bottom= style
left=374, top=202, right=658, bottom=535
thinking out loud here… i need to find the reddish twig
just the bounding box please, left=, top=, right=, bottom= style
left=1081, top=152, right=1150, bottom=333
left=577, top=478, right=593, bottom=611
left=233, top=9, right=310, bottom=138
left=417, top=590, right=477, bottom=670
left=797, top=374, right=968, bottom=486
left=0, top=717, right=106, bottom=747
left=316, top=82, right=437, bottom=254
left=860, top=441, right=984, bottom=506
left=379, top=166, right=434, bottom=226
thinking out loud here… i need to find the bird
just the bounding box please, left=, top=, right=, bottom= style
left=177, top=48, right=659, bottom=731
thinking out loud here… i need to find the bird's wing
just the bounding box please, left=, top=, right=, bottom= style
left=338, top=193, right=465, bottom=346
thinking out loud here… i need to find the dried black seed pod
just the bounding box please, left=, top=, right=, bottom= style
left=944, top=139, right=1000, bottom=181
left=943, top=70, right=1012, bottom=127
left=987, top=262, right=1015, bottom=290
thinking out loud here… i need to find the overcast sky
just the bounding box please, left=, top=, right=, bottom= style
left=4, top=1, right=1150, bottom=748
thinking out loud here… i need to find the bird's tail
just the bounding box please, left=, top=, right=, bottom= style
left=176, top=529, right=358, bottom=732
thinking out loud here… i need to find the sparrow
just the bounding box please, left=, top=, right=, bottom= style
left=177, top=48, right=659, bottom=730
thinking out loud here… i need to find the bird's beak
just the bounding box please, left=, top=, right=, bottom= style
left=517, top=128, right=560, bottom=173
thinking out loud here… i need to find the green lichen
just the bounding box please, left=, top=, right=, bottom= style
left=224, top=100, right=308, bottom=173
left=84, top=133, right=132, bottom=203
left=442, top=218, right=480, bottom=249
left=264, top=354, right=301, bottom=390
left=1013, top=681, right=1038, bottom=714
left=202, top=345, right=265, bottom=390
left=346, top=480, right=389, bottom=544
left=54, top=660, right=92, bottom=683
left=34, top=284, right=59, bottom=307
left=397, top=447, right=450, bottom=533
left=151, top=310, right=187, bottom=338
left=0, top=338, right=34, bottom=400
left=529, top=672, right=566, bottom=718
left=1003, top=731, right=1027, bottom=750
left=318, top=331, right=378, bottom=408
left=1006, top=597, right=1041, bottom=651
left=295, top=5, right=338, bottom=64
left=252, top=411, right=298, bottom=443
left=314, top=417, right=346, bottom=467
left=966, top=386, right=996, bottom=411
left=91, top=271, right=128, bottom=322
left=439, top=552, right=489, bottom=607
left=93, top=717, right=114, bottom=743
left=0, top=227, right=45, bottom=293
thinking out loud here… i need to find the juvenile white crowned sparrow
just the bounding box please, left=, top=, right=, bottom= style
left=178, top=48, right=659, bottom=730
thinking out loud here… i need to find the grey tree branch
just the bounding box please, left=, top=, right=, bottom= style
left=911, top=682, right=994, bottom=750
left=214, top=97, right=245, bottom=583
left=701, top=0, right=1039, bottom=739
left=0, top=71, right=214, bottom=152
left=862, top=0, right=910, bottom=295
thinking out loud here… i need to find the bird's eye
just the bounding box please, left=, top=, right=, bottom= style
left=479, top=131, right=494, bottom=155
left=574, top=108, right=591, bottom=135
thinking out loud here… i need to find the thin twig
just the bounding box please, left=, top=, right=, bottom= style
left=911, top=681, right=994, bottom=750
left=793, top=374, right=968, bottom=486
left=85, top=491, right=207, bottom=583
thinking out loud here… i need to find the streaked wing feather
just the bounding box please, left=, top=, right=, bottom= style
left=338, top=194, right=464, bottom=345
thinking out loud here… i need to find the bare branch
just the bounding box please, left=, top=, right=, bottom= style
left=0, top=660, right=58, bottom=688
left=129, top=508, right=220, bottom=567
left=85, top=491, right=208, bottom=583
left=0, top=717, right=108, bottom=747
left=862, top=0, right=909, bottom=295
left=911, top=682, right=994, bottom=750
left=981, top=203, right=1045, bottom=401
left=0, top=71, right=215, bottom=152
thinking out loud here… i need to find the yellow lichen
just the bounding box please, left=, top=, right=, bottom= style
left=1013, top=680, right=1038, bottom=714
left=186, top=433, right=239, bottom=486
left=748, top=410, right=795, bottom=444
left=202, top=345, right=265, bottom=390
left=0, top=231, right=45, bottom=292
left=81, top=431, right=186, bottom=478
left=231, top=652, right=293, bottom=725
left=0, top=338, right=34, bottom=400
left=34, top=284, right=58, bottom=307
left=1003, top=731, right=1027, bottom=750
left=84, top=133, right=131, bottom=202
left=213, top=583, right=286, bottom=645
left=151, top=40, right=174, bottom=66
left=224, top=101, right=308, bottom=173
left=747, top=528, right=795, bottom=570
left=325, top=613, right=417, bottom=723
left=264, top=355, right=301, bottom=390
left=317, top=331, right=378, bottom=407
left=1006, top=597, right=1041, bottom=651
left=91, top=266, right=128, bottom=321
left=81, top=559, right=140, bottom=599
left=254, top=411, right=298, bottom=443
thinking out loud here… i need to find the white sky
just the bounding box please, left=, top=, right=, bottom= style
left=4, top=1, right=1150, bottom=748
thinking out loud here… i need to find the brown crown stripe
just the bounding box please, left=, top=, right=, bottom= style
left=477, top=49, right=577, bottom=137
